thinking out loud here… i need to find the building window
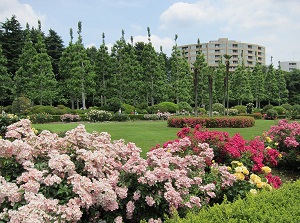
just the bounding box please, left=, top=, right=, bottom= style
left=289, top=63, right=296, bottom=65
left=232, top=44, right=238, bottom=48
left=233, top=50, right=238, bottom=53
left=248, top=45, right=252, bottom=49
left=248, top=51, right=253, bottom=54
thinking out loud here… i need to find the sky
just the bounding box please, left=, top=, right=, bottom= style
left=1, top=0, right=300, bottom=65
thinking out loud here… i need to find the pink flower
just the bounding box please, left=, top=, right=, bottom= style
left=145, top=195, right=155, bottom=206
left=126, top=201, right=135, bottom=219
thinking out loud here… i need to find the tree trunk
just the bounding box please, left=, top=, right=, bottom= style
left=208, top=74, right=213, bottom=118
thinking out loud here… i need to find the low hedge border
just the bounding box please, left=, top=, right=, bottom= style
left=166, top=180, right=300, bottom=223
left=167, top=116, right=255, bottom=128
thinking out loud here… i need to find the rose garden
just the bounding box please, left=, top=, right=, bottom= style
left=1, top=104, right=300, bottom=223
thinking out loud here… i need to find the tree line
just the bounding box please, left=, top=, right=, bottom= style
left=0, top=15, right=299, bottom=112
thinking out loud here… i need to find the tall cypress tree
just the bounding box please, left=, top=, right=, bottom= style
left=265, top=63, right=279, bottom=104
left=276, top=62, right=288, bottom=105
left=251, top=60, right=265, bottom=108
left=0, top=44, right=12, bottom=106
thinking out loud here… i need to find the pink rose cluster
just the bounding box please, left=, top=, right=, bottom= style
left=60, top=114, right=81, bottom=122
left=0, top=119, right=236, bottom=222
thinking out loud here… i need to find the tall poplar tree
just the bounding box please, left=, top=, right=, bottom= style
left=0, top=44, right=12, bottom=106
left=251, top=60, right=265, bottom=108
left=276, top=62, right=288, bottom=105
left=169, top=34, right=192, bottom=104
left=265, top=63, right=279, bottom=104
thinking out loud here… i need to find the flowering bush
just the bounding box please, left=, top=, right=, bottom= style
left=60, top=114, right=81, bottom=122
left=167, top=116, right=255, bottom=128
left=0, top=113, right=19, bottom=137
left=0, top=119, right=236, bottom=222
left=86, top=109, right=112, bottom=122
left=225, top=109, right=239, bottom=116
left=263, top=109, right=278, bottom=120
left=172, top=125, right=282, bottom=200
left=264, top=119, right=300, bottom=169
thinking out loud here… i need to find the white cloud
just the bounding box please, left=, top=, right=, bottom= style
left=0, top=0, right=46, bottom=28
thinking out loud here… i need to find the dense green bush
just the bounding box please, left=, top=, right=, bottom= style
left=232, top=105, right=247, bottom=114
left=106, top=97, right=122, bottom=112
left=168, top=116, right=255, bottom=128
left=264, top=109, right=278, bottom=120
left=166, top=180, right=300, bottom=223
left=28, top=105, right=72, bottom=115
left=212, top=103, right=224, bottom=114
left=197, top=107, right=206, bottom=115
left=281, top=103, right=293, bottom=111
left=248, top=112, right=262, bottom=119
left=111, top=113, right=130, bottom=122
left=178, top=102, right=193, bottom=113
left=225, top=108, right=239, bottom=116
left=291, top=104, right=300, bottom=119
left=28, top=112, right=53, bottom=124
left=11, top=96, right=31, bottom=115
left=121, top=103, right=135, bottom=114
left=149, top=102, right=179, bottom=113
left=262, top=104, right=273, bottom=114
left=273, top=106, right=287, bottom=115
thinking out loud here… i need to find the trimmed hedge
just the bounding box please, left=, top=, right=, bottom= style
left=167, top=116, right=255, bottom=128
left=166, top=180, right=300, bottom=223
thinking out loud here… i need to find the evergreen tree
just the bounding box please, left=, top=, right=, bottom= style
left=0, top=15, right=24, bottom=77
left=214, top=59, right=226, bottom=103
left=14, top=25, right=37, bottom=99
left=0, top=44, right=12, bottom=106
left=265, top=63, right=279, bottom=104
left=45, top=29, right=64, bottom=79
left=251, top=60, right=266, bottom=108
left=286, top=69, right=300, bottom=104
left=169, top=34, right=192, bottom=104
left=276, top=62, right=288, bottom=105
left=157, top=46, right=169, bottom=102
left=29, top=23, right=58, bottom=105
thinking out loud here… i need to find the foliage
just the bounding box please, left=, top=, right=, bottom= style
left=106, top=97, right=122, bottom=113
left=121, top=103, right=135, bottom=114
left=262, top=104, right=273, bottom=114
left=111, top=113, right=130, bottom=122
left=167, top=116, right=255, bottom=128
left=247, top=113, right=263, bottom=119
left=272, top=106, right=287, bottom=115
left=264, top=109, right=278, bottom=120
left=60, top=114, right=81, bottom=122
left=0, top=119, right=238, bottom=222
left=11, top=96, right=32, bottom=115
left=178, top=102, right=193, bottom=113
left=281, top=103, right=293, bottom=111
left=28, top=112, right=53, bottom=124
left=232, top=105, right=246, bottom=114
left=224, top=109, right=238, bottom=116
left=290, top=104, right=300, bottom=119
left=86, top=109, right=112, bottom=122
left=149, top=102, right=179, bottom=113
left=211, top=103, right=224, bottom=114
left=165, top=180, right=300, bottom=223
left=265, top=119, right=300, bottom=169
left=0, top=113, right=19, bottom=137
left=246, top=103, right=254, bottom=114
left=197, top=108, right=206, bottom=116
left=29, top=105, right=71, bottom=115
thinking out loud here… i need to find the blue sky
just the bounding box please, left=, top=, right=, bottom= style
left=1, top=0, right=300, bottom=65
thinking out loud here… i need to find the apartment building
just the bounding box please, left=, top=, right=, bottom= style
left=279, top=61, right=300, bottom=72
left=178, top=38, right=266, bottom=71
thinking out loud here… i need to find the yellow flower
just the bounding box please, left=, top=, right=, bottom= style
left=235, top=167, right=243, bottom=173
left=266, top=146, right=272, bottom=150
left=265, top=137, right=272, bottom=143
left=275, top=142, right=279, bottom=146
left=250, top=174, right=261, bottom=184
left=227, top=166, right=232, bottom=171
left=265, top=184, right=273, bottom=191
left=256, top=181, right=267, bottom=188
left=261, top=166, right=272, bottom=174
left=234, top=172, right=245, bottom=180
left=250, top=189, right=257, bottom=194
left=278, top=153, right=282, bottom=159
left=242, top=167, right=249, bottom=175
left=231, top=161, right=239, bottom=165
left=237, top=162, right=243, bottom=166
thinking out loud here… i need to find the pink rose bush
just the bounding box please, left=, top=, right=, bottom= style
left=60, top=114, right=81, bottom=122
left=0, top=119, right=236, bottom=223
left=264, top=119, right=300, bottom=169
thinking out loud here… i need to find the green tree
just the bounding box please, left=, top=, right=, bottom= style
left=45, top=29, right=64, bottom=79
left=276, top=62, right=288, bottom=105
left=0, top=15, right=24, bottom=77
left=169, top=34, right=192, bottom=104
left=0, top=44, right=12, bottom=106
left=29, top=23, right=58, bottom=105
left=286, top=69, right=300, bottom=104
left=193, top=38, right=208, bottom=115
left=214, top=59, right=226, bottom=103
left=265, top=63, right=279, bottom=104
left=14, top=24, right=37, bottom=99
left=250, top=60, right=266, bottom=108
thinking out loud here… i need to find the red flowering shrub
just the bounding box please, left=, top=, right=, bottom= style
left=167, top=116, right=255, bottom=128
left=264, top=119, right=300, bottom=169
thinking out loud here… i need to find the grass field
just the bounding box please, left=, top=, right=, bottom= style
left=33, top=119, right=279, bottom=157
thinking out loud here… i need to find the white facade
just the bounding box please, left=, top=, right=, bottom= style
left=279, top=61, right=300, bottom=72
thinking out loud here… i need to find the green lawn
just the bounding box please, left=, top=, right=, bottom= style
left=33, top=119, right=279, bottom=157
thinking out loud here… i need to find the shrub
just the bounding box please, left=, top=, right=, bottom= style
left=28, top=105, right=66, bottom=115
left=1, top=119, right=238, bottom=222
left=111, top=113, right=130, bottom=122
left=248, top=113, right=263, bottom=119
left=232, top=105, right=247, bottom=114
left=60, top=114, right=81, bottom=122
left=197, top=108, right=206, bottom=116
left=143, top=114, right=160, bottom=120
left=212, top=103, right=224, bottom=114
left=273, top=106, right=287, bottom=115
left=165, top=180, right=300, bottom=223
left=167, top=116, right=255, bottom=128
left=178, top=102, right=193, bottom=113
left=225, top=109, right=238, bottom=116
left=262, top=104, right=273, bottom=114
left=290, top=104, right=300, bottom=119
left=106, top=97, right=122, bottom=112
left=0, top=113, right=19, bottom=137
left=281, top=103, right=292, bottom=111
left=28, top=112, right=53, bottom=124
left=264, top=109, right=278, bottom=120
left=149, top=102, right=179, bottom=113
left=246, top=103, right=254, bottom=114
left=86, top=109, right=112, bottom=122
left=265, top=119, right=300, bottom=169
left=121, top=103, right=135, bottom=114
left=11, top=96, right=31, bottom=115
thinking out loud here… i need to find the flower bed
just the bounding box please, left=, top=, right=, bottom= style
left=167, top=116, right=255, bottom=128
